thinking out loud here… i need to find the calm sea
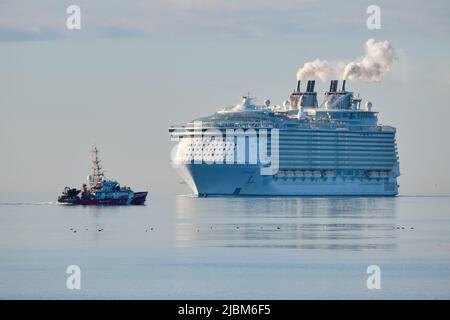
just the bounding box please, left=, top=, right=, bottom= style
left=0, top=192, right=449, bottom=299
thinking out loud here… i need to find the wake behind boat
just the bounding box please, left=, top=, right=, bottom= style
left=58, top=147, right=148, bottom=205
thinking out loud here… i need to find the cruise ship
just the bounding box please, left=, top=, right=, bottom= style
left=169, top=79, right=400, bottom=196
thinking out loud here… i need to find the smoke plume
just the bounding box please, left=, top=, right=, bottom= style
left=296, top=59, right=346, bottom=82
left=296, top=39, right=396, bottom=82
left=343, top=39, right=395, bottom=81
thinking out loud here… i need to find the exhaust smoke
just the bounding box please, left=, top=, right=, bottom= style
left=296, top=38, right=396, bottom=83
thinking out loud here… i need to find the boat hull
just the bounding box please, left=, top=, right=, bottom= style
left=58, top=192, right=148, bottom=205
left=173, top=163, right=398, bottom=196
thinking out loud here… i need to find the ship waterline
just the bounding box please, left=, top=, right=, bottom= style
left=173, top=163, right=397, bottom=196
left=170, top=79, right=400, bottom=196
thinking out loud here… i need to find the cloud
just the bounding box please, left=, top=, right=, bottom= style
left=0, top=26, right=61, bottom=42
left=0, top=0, right=449, bottom=42
left=99, top=27, right=148, bottom=39
left=0, top=0, right=351, bottom=41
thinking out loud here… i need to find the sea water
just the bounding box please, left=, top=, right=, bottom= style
left=0, top=192, right=449, bottom=299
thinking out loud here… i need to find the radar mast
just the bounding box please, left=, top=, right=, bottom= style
left=90, top=146, right=104, bottom=183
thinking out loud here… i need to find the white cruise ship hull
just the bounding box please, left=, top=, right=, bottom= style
left=174, top=163, right=398, bottom=196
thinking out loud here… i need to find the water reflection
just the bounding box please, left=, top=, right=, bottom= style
left=175, top=196, right=397, bottom=251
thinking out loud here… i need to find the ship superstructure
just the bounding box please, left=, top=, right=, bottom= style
left=169, top=80, right=400, bottom=196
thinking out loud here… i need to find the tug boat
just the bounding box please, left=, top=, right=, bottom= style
left=58, top=147, right=148, bottom=205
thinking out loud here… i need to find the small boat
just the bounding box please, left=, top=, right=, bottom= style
left=58, top=147, right=148, bottom=205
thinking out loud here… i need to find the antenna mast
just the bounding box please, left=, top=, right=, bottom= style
left=91, top=146, right=104, bottom=182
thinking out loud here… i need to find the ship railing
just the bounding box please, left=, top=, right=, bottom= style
left=170, top=123, right=393, bottom=133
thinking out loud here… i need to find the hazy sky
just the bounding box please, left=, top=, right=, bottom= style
left=1, top=0, right=450, bottom=194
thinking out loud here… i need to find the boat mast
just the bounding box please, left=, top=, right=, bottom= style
left=91, top=146, right=104, bottom=182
